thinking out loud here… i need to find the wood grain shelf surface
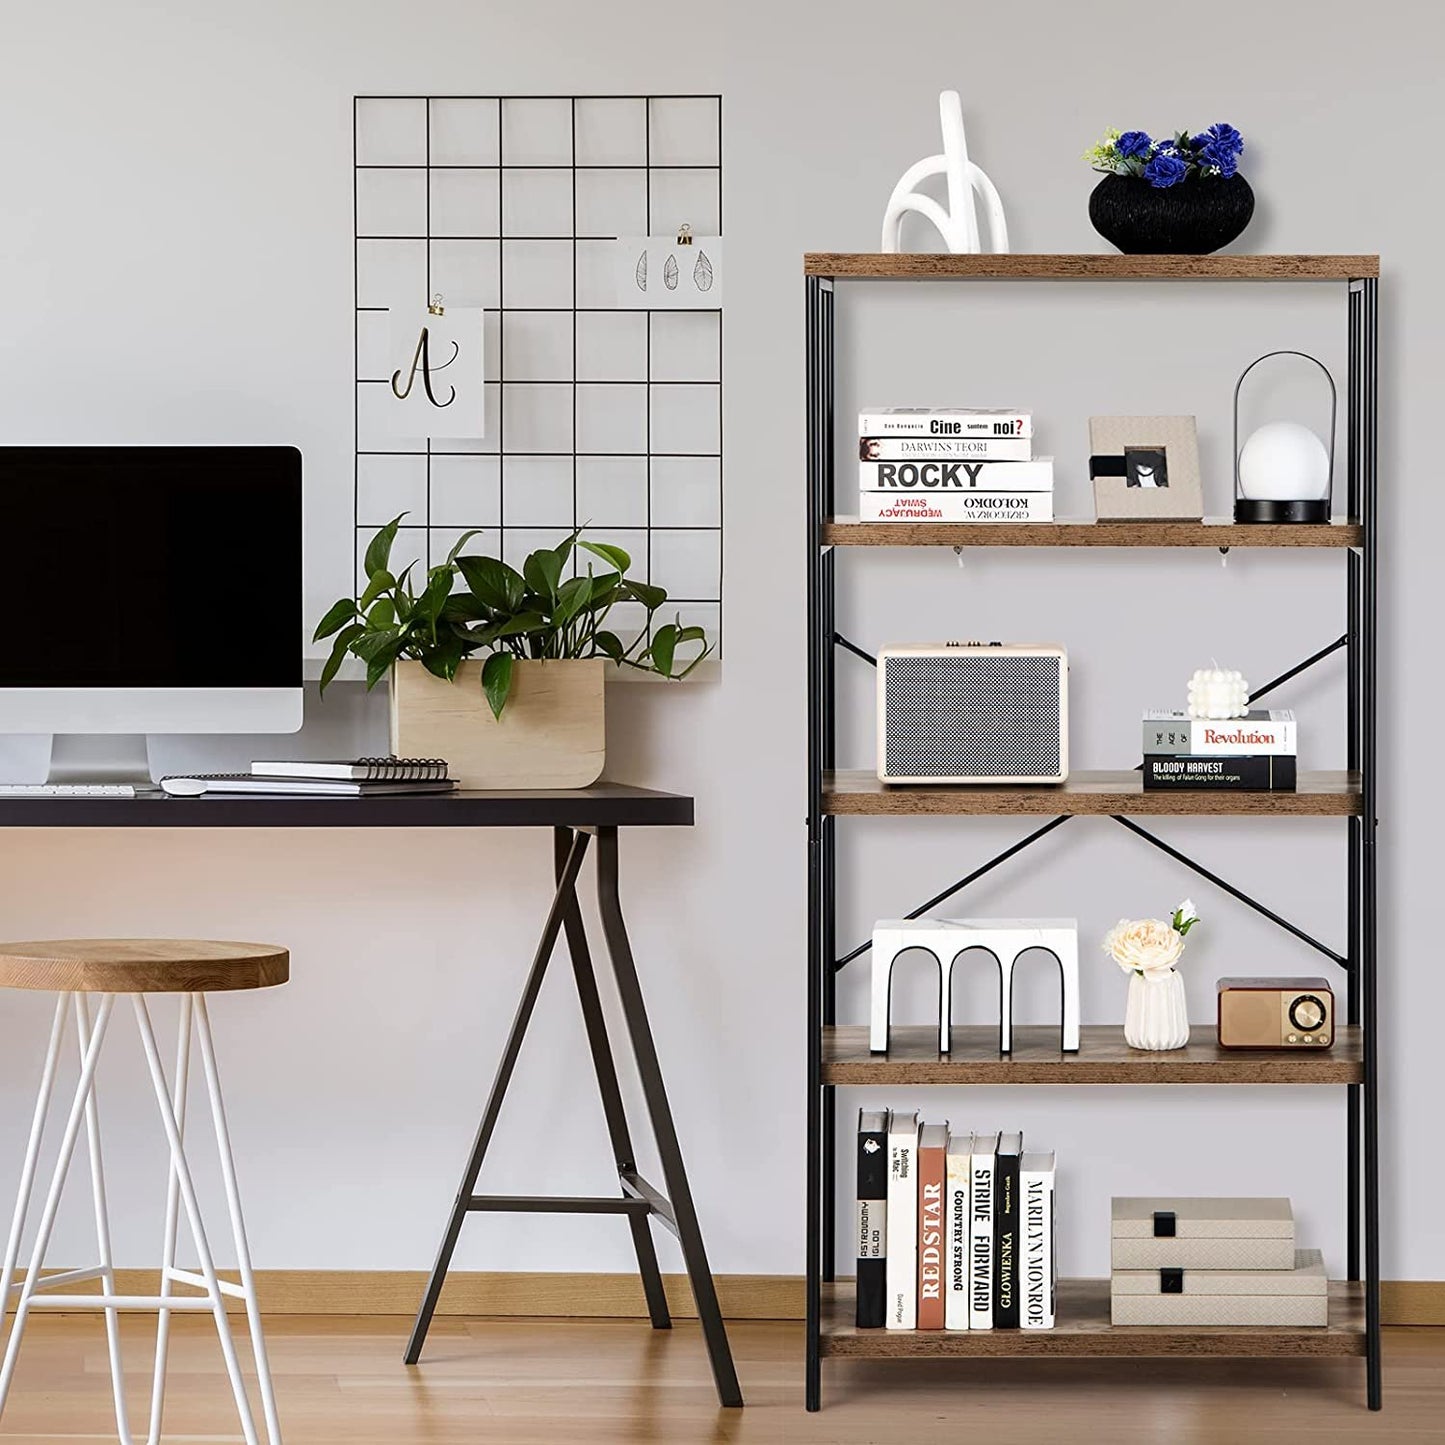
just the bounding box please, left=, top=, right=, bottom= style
left=823, top=518, right=1364, bottom=549
left=820, top=1280, right=1365, bottom=1357
left=824, top=770, right=1361, bottom=817
left=822, top=1025, right=1363, bottom=1086
left=805, top=253, right=1378, bottom=281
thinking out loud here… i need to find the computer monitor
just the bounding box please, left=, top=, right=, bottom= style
left=1, top=446, right=303, bottom=782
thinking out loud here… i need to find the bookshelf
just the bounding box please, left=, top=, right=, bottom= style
left=804, top=255, right=1381, bottom=1409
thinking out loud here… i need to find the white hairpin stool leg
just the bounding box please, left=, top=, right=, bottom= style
left=1056, top=933, right=1081, bottom=1052
left=147, top=993, right=193, bottom=1445
left=194, top=994, right=282, bottom=1445
left=870, top=940, right=900, bottom=1053
left=0, top=994, right=115, bottom=1417
left=132, top=996, right=261, bottom=1445
left=75, top=996, right=134, bottom=1445
left=0, top=996, right=69, bottom=1352
left=939, top=954, right=954, bottom=1054
left=998, top=949, right=1018, bottom=1054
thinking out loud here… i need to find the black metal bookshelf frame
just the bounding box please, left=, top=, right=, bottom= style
left=803, top=261, right=1380, bottom=1410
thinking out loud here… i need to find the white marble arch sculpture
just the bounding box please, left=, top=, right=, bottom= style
left=870, top=918, right=1079, bottom=1055
left=880, top=90, right=1009, bottom=255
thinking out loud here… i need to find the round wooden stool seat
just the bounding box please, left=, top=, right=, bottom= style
left=0, top=939, right=289, bottom=994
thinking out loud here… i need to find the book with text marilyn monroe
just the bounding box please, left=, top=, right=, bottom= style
left=859, top=408, right=1033, bottom=439
left=886, top=1111, right=920, bottom=1329
left=860, top=493, right=1054, bottom=523
left=855, top=1110, right=889, bottom=1329
left=917, top=1123, right=949, bottom=1329
left=944, top=1132, right=972, bottom=1330
left=860, top=435, right=1032, bottom=462
left=994, top=1130, right=1024, bottom=1328
left=1020, top=1151, right=1056, bottom=1330
left=968, top=1132, right=998, bottom=1329
left=860, top=458, right=1054, bottom=492
left=1142, top=710, right=1297, bottom=757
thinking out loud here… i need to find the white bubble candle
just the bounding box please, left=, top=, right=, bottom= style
left=1187, top=668, right=1249, bottom=720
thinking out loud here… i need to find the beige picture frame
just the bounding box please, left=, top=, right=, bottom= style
left=1089, top=415, right=1203, bottom=521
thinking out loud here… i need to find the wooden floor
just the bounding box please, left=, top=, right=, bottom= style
left=0, top=1314, right=1437, bottom=1444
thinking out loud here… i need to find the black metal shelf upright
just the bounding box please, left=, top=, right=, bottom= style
left=803, top=254, right=1380, bottom=1411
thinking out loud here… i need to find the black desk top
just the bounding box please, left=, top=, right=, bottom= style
left=0, top=783, right=692, bottom=830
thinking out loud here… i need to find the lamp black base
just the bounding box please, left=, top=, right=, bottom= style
left=1234, top=499, right=1331, bottom=524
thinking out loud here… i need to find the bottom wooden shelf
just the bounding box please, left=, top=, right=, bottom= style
left=820, top=1280, right=1365, bottom=1357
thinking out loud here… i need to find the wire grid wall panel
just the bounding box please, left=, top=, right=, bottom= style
left=354, top=95, right=723, bottom=654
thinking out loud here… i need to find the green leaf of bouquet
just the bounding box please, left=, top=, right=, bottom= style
left=313, top=598, right=357, bottom=642
left=363, top=514, right=404, bottom=578
left=481, top=651, right=514, bottom=720
left=579, top=540, right=631, bottom=574
left=319, top=623, right=365, bottom=693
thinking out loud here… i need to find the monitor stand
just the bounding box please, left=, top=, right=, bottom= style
left=46, top=734, right=157, bottom=788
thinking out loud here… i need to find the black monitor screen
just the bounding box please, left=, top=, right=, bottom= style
left=1, top=446, right=302, bottom=688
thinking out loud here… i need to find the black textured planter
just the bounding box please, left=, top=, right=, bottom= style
left=1089, top=173, right=1255, bottom=255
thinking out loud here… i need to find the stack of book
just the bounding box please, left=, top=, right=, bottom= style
left=857, top=408, right=1053, bottom=523
left=1141, top=709, right=1297, bottom=792
left=857, top=1111, right=1056, bottom=1331
left=1110, top=1197, right=1327, bottom=1326
left=159, top=757, right=456, bottom=797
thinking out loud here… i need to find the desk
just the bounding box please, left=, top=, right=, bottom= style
left=0, top=786, right=742, bottom=1408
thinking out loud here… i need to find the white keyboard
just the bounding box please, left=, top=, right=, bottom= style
left=0, top=784, right=136, bottom=798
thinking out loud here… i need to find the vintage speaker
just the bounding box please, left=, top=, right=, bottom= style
left=877, top=643, right=1069, bottom=784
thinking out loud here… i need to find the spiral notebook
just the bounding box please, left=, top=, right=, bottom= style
left=249, top=757, right=449, bottom=782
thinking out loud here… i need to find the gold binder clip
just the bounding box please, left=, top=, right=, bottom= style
left=676, top=224, right=694, bottom=246
left=427, top=293, right=445, bottom=315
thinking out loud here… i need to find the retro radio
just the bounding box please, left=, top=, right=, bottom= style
left=1217, top=977, right=1334, bottom=1049
left=876, top=643, right=1068, bottom=784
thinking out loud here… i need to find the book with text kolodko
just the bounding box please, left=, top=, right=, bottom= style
left=1020, top=1151, right=1057, bottom=1330
left=944, top=1132, right=972, bottom=1330
left=885, top=1111, right=920, bottom=1329
left=994, top=1131, right=1024, bottom=1328
left=968, top=1133, right=998, bottom=1329
left=855, top=1110, right=889, bottom=1328
left=916, top=1123, right=949, bottom=1330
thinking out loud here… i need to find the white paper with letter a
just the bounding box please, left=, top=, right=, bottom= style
left=384, top=305, right=486, bottom=438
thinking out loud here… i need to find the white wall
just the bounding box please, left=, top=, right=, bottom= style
left=0, top=0, right=1441, bottom=1283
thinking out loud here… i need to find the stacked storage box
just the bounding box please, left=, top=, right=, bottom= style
left=1110, top=1198, right=1328, bottom=1326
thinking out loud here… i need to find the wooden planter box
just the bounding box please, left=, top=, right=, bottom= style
left=390, top=658, right=606, bottom=790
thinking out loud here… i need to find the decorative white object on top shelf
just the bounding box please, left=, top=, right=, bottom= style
left=869, top=918, right=1080, bottom=1055
left=1187, top=668, right=1249, bottom=720
left=385, top=297, right=486, bottom=439
left=881, top=90, right=1009, bottom=255
left=614, top=226, right=724, bottom=309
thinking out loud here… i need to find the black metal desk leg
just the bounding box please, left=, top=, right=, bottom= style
left=404, top=830, right=591, bottom=1364
left=594, top=827, right=744, bottom=1408
left=554, top=828, right=671, bottom=1330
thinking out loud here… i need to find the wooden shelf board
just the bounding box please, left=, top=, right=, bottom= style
left=805, top=253, right=1378, bottom=282
left=820, top=1279, right=1365, bottom=1357
left=823, top=1025, right=1363, bottom=1086
left=824, top=518, right=1363, bottom=549
left=824, top=769, right=1361, bottom=817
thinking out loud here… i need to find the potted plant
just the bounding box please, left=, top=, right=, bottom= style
left=1083, top=124, right=1253, bottom=254
left=1103, top=900, right=1201, bottom=1051
left=313, top=516, right=709, bottom=788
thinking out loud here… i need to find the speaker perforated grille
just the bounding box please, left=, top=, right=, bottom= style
left=883, top=653, right=1061, bottom=779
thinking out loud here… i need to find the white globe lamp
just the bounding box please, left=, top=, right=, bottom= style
left=1233, top=351, right=1336, bottom=524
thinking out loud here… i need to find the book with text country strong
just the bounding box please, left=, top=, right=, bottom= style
left=945, top=1132, right=972, bottom=1330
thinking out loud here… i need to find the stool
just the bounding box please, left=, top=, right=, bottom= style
left=0, top=939, right=288, bottom=1445
left=870, top=918, right=1080, bottom=1054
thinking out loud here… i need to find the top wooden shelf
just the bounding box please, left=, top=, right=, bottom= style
left=804, top=253, right=1378, bottom=282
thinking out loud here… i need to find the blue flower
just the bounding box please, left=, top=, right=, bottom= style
left=1117, top=130, right=1153, bottom=159
left=1200, top=143, right=1240, bottom=177
left=1143, top=150, right=1189, bottom=188
left=1195, top=122, right=1244, bottom=156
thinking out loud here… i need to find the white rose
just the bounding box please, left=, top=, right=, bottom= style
left=1102, top=917, right=1186, bottom=979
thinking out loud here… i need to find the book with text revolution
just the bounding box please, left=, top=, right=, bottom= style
left=1142, top=710, right=1296, bottom=757
left=944, top=1132, right=972, bottom=1330
left=994, top=1131, right=1024, bottom=1328
left=860, top=435, right=1032, bottom=462
left=1142, top=756, right=1297, bottom=790
left=917, top=1124, right=949, bottom=1330
left=251, top=756, right=450, bottom=781
left=860, top=458, right=1054, bottom=492
left=1020, top=1151, right=1056, bottom=1330
left=968, top=1133, right=997, bottom=1329
left=859, top=408, right=1033, bottom=439
left=855, top=1110, right=889, bottom=1328
left=859, top=493, right=1054, bottom=524
left=885, top=1112, right=919, bottom=1329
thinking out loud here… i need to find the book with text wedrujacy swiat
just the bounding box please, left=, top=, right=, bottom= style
left=856, top=1110, right=889, bottom=1329
left=885, top=1111, right=920, bottom=1330
left=944, top=1132, right=972, bottom=1330
left=994, top=1131, right=1024, bottom=1328
left=916, top=1123, right=949, bottom=1330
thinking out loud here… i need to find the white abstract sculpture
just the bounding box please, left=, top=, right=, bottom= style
left=881, top=90, right=1009, bottom=254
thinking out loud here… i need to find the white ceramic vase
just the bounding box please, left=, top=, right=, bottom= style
left=1124, top=970, right=1190, bottom=1051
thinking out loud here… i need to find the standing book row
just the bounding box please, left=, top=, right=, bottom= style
left=857, top=1110, right=1057, bottom=1331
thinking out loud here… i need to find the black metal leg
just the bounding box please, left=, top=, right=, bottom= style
left=593, top=826, right=743, bottom=1408
left=404, top=830, right=591, bottom=1365
left=554, top=827, right=672, bottom=1331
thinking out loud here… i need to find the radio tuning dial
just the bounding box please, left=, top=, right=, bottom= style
left=1290, top=995, right=1326, bottom=1032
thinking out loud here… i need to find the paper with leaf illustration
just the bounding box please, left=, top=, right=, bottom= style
left=610, top=236, right=723, bottom=310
